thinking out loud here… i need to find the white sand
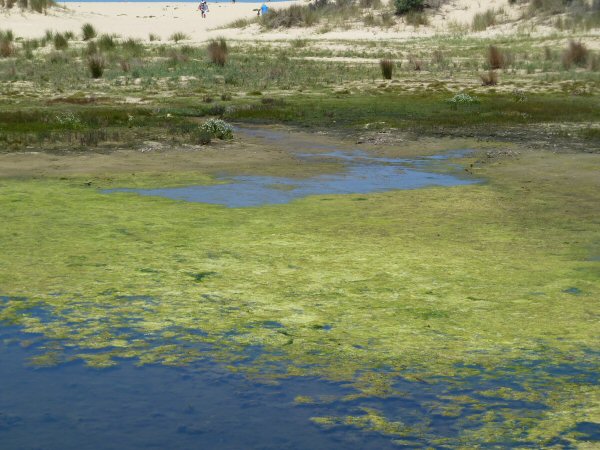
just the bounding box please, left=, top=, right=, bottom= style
left=2, top=0, right=594, bottom=43
left=0, top=1, right=300, bottom=41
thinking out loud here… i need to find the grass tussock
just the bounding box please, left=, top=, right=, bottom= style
left=88, top=54, right=105, bottom=79
left=53, top=32, right=68, bottom=50
left=207, top=38, right=228, bottom=66
left=81, top=23, right=97, bottom=41
left=380, top=59, right=394, bottom=79
left=98, top=34, right=116, bottom=51
left=170, top=32, right=190, bottom=43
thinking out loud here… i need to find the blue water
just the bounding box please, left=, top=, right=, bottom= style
left=106, top=137, right=478, bottom=207
left=1, top=296, right=598, bottom=448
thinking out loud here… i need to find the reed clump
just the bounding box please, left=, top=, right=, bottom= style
left=207, top=38, right=228, bottom=66
left=380, top=59, right=394, bottom=79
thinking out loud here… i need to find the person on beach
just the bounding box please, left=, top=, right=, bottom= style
left=260, top=3, right=268, bottom=15
left=198, top=0, right=209, bottom=18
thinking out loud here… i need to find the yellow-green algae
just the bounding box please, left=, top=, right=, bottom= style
left=0, top=150, right=598, bottom=446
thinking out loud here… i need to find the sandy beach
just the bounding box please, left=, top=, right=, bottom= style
left=0, top=0, right=537, bottom=43
left=0, top=1, right=301, bottom=41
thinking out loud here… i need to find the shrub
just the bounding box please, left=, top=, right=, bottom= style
left=88, top=54, right=105, bottom=78
left=170, top=32, right=190, bottom=43
left=199, top=118, right=233, bottom=140
left=480, top=70, right=498, bottom=86
left=82, top=23, right=97, bottom=41
left=53, top=33, right=68, bottom=50
left=207, top=38, right=228, bottom=66
left=562, top=40, right=588, bottom=68
left=395, top=0, right=423, bottom=15
left=149, top=33, right=160, bottom=42
left=380, top=59, right=394, bottom=79
left=487, top=45, right=505, bottom=70
left=221, top=93, right=232, bottom=101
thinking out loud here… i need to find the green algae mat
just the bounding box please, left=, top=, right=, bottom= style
left=1, top=147, right=598, bottom=447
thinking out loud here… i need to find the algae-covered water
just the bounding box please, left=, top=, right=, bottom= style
left=1, top=128, right=598, bottom=448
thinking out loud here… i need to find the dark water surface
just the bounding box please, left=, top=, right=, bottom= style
left=106, top=129, right=479, bottom=207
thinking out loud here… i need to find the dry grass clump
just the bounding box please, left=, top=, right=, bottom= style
left=480, top=70, right=498, bottom=86
left=380, top=59, right=394, bottom=79
left=0, top=40, right=15, bottom=58
left=207, top=38, right=228, bottom=66
left=487, top=45, right=505, bottom=70
left=0, top=31, right=15, bottom=57
left=88, top=54, right=105, bottom=78
left=562, top=40, right=588, bottom=69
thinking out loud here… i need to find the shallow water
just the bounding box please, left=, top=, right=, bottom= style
left=106, top=132, right=478, bottom=207
left=2, top=322, right=597, bottom=449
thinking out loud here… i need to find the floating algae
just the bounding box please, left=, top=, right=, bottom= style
left=0, top=136, right=599, bottom=447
